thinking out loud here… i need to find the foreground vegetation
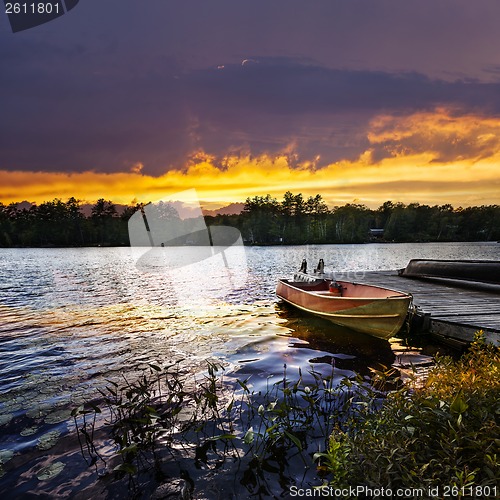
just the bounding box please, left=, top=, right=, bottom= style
left=1, top=193, right=500, bottom=246
left=72, top=332, right=499, bottom=498
left=322, top=332, right=499, bottom=494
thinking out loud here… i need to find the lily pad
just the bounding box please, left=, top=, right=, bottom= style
left=1, top=399, right=24, bottom=413
left=0, top=414, right=13, bottom=427
left=44, top=409, right=72, bottom=424
left=36, top=430, right=61, bottom=451
left=36, top=461, right=65, bottom=481
left=20, top=426, right=39, bottom=436
left=0, top=450, right=14, bottom=478
left=0, top=450, right=14, bottom=465
left=26, top=405, right=51, bottom=419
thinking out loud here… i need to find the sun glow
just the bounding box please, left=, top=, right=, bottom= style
left=2, top=109, right=500, bottom=209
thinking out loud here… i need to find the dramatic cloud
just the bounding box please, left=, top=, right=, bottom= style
left=3, top=53, right=500, bottom=175
left=180, top=61, right=500, bottom=169
left=2, top=109, right=499, bottom=208
left=2, top=0, right=500, bottom=206
left=368, top=108, right=500, bottom=163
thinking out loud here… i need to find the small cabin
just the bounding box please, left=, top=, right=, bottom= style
left=369, top=228, right=384, bottom=238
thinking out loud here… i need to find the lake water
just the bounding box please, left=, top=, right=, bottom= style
left=0, top=242, right=498, bottom=496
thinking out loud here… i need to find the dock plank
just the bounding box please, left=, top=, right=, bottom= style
left=336, top=270, right=500, bottom=345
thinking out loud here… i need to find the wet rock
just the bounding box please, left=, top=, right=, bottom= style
left=151, top=478, right=191, bottom=500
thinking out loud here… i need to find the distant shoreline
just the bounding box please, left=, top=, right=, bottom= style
left=1, top=240, right=498, bottom=249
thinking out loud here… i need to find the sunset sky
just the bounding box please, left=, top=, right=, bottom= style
left=2, top=0, right=500, bottom=209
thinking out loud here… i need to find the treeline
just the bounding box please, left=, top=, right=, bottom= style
left=0, top=198, right=133, bottom=247
left=1, top=193, right=499, bottom=247
left=235, top=194, right=500, bottom=244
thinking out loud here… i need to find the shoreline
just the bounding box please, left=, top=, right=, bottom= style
left=0, top=240, right=498, bottom=249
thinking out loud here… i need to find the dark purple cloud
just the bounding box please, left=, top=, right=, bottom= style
left=2, top=49, right=500, bottom=174
left=179, top=60, right=500, bottom=168
left=2, top=1, right=500, bottom=175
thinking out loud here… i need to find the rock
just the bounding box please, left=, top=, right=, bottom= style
left=151, top=478, right=191, bottom=500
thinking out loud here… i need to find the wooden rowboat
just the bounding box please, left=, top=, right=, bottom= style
left=276, top=278, right=412, bottom=340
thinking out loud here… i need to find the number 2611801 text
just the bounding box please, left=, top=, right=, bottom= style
left=5, top=3, right=61, bottom=14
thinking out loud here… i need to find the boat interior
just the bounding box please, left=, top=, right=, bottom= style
left=282, top=278, right=409, bottom=299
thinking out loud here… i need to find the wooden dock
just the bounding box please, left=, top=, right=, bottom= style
left=336, top=270, right=500, bottom=346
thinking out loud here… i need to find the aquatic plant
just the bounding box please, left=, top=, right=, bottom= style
left=72, top=333, right=498, bottom=497
left=72, top=360, right=195, bottom=487
left=0, top=449, right=14, bottom=479
left=72, top=359, right=345, bottom=496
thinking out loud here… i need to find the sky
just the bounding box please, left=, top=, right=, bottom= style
left=2, top=0, right=500, bottom=209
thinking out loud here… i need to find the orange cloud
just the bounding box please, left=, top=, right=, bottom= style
left=1, top=108, right=500, bottom=209
left=130, top=162, right=144, bottom=174
left=368, top=107, right=500, bottom=162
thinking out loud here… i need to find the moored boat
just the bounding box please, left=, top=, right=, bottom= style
left=399, top=259, right=500, bottom=285
left=276, top=267, right=412, bottom=339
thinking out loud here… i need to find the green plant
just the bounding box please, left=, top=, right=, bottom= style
left=72, top=361, right=198, bottom=492
left=313, top=430, right=351, bottom=487
left=326, top=331, right=500, bottom=491
left=72, top=360, right=344, bottom=496
left=72, top=337, right=500, bottom=499
left=234, top=364, right=340, bottom=456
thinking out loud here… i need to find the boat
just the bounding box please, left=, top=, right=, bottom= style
left=399, top=259, right=500, bottom=285
left=276, top=262, right=412, bottom=340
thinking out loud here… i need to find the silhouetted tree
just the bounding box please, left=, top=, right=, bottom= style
left=242, top=195, right=281, bottom=244
left=1, top=195, right=499, bottom=247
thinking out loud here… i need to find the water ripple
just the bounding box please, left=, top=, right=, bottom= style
left=0, top=243, right=498, bottom=494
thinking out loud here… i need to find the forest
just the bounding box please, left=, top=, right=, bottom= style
left=0, top=192, right=499, bottom=247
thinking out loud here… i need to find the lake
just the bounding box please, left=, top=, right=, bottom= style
left=0, top=242, right=498, bottom=496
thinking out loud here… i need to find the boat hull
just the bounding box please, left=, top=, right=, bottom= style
left=276, top=279, right=411, bottom=340
left=400, top=259, right=500, bottom=285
